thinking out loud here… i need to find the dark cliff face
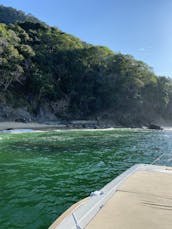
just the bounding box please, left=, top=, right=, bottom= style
left=0, top=5, right=172, bottom=126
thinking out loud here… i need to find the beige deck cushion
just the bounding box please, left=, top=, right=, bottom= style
left=86, top=171, right=172, bottom=229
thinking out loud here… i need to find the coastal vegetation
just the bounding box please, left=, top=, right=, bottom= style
left=0, top=5, right=172, bottom=126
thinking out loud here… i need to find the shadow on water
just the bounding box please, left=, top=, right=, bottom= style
left=1, top=129, right=172, bottom=228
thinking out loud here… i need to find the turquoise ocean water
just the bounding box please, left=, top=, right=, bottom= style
left=1, top=128, right=172, bottom=229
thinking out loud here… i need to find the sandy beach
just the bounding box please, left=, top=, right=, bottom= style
left=0, top=121, right=164, bottom=132
left=0, top=121, right=161, bottom=132
left=0, top=122, right=67, bottom=131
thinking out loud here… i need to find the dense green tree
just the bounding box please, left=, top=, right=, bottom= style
left=0, top=5, right=41, bottom=24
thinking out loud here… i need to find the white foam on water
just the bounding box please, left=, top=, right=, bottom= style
left=53, top=127, right=117, bottom=132
left=163, top=127, right=172, bottom=131
left=0, top=129, right=43, bottom=134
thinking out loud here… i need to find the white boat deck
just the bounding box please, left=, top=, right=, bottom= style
left=49, top=164, right=172, bottom=229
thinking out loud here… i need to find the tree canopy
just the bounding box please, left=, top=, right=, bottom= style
left=0, top=5, right=172, bottom=125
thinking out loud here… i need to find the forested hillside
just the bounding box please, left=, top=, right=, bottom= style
left=0, top=5, right=41, bottom=24
left=0, top=5, right=172, bottom=126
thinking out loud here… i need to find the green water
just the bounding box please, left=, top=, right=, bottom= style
left=1, top=128, right=172, bottom=229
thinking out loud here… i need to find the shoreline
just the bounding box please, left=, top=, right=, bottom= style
left=0, top=122, right=67, bottom=131
left=0, top=121, right=167, bottom=132
left=0, top=121, right=132, bottom=132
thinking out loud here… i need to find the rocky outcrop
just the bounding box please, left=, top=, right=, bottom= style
left=36, top=103, right=57, bottom=122
left=0, top=103, right=165, bottom=129
left=148, top=124, right=163, bottom=130
left=0, top=105, right=32, bottom=122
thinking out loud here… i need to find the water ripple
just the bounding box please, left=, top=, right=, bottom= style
left=0, top=129, right=172, bottom=228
